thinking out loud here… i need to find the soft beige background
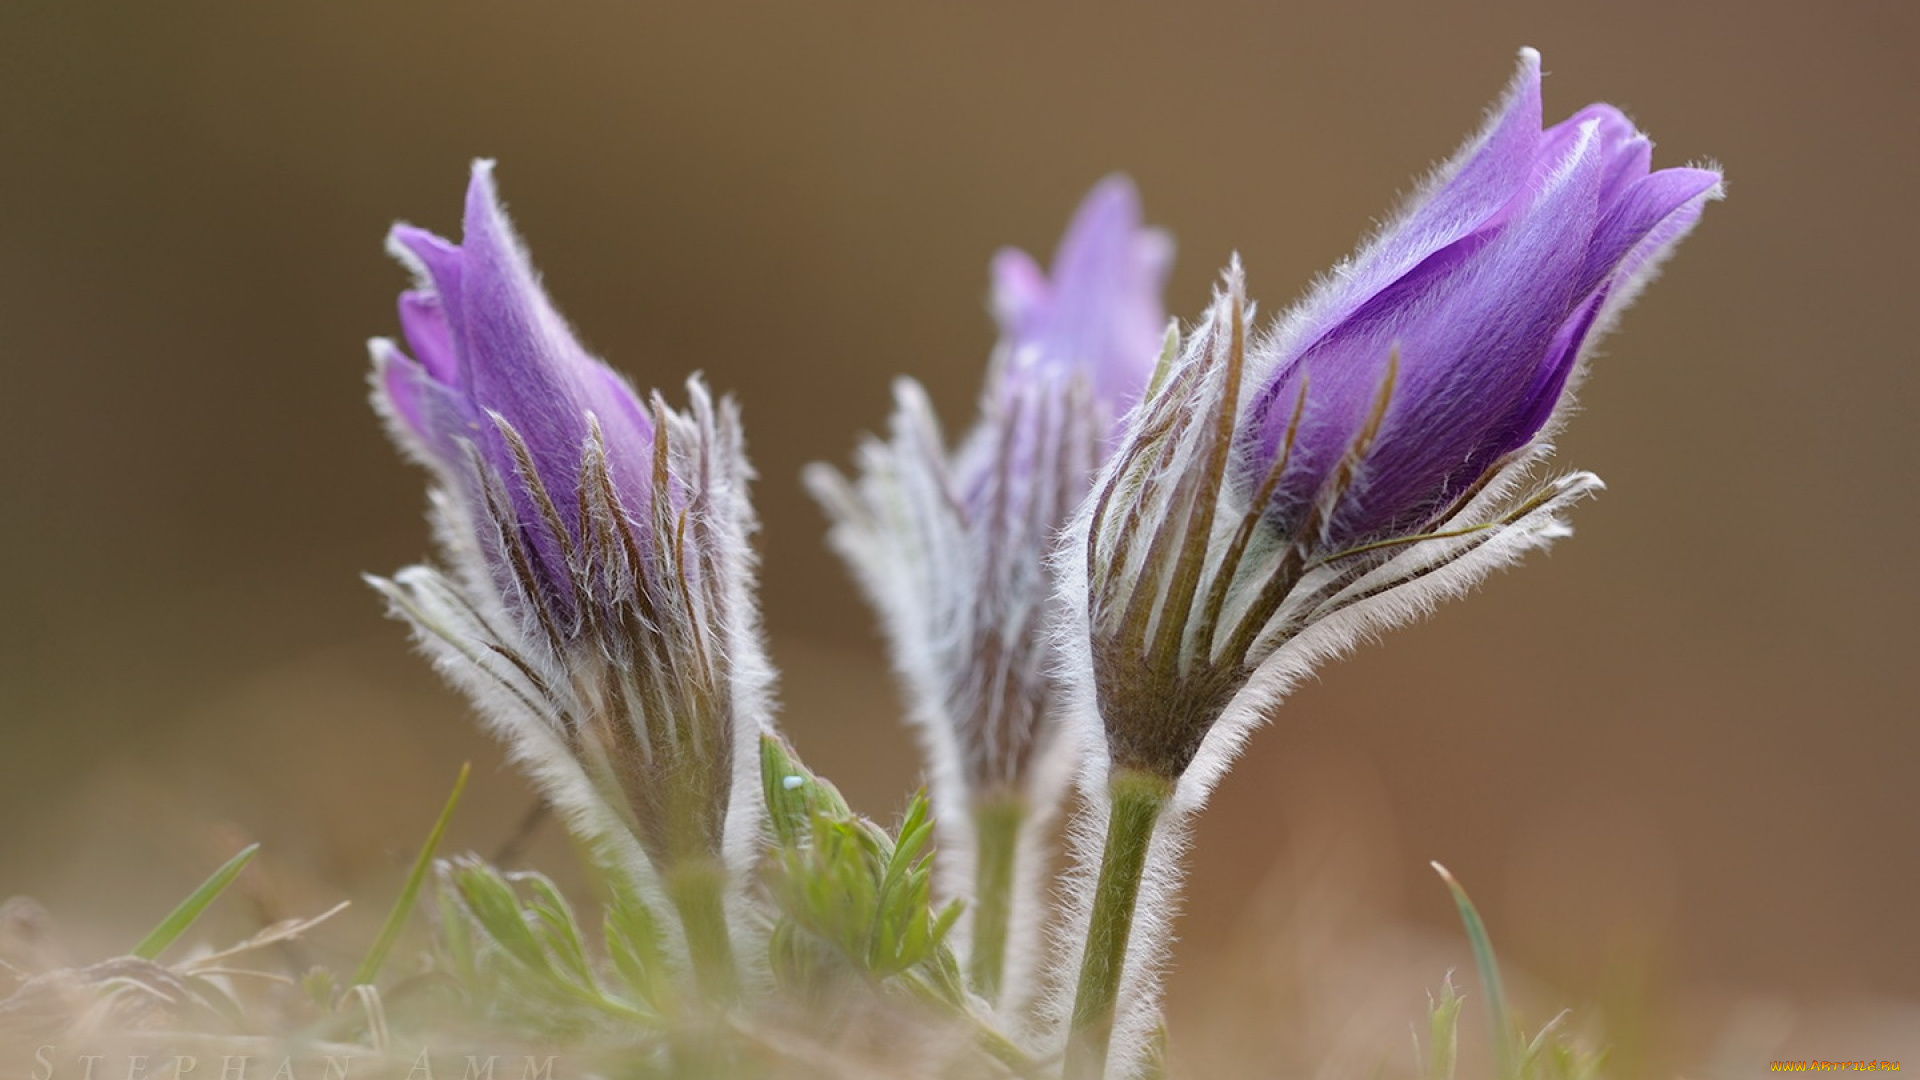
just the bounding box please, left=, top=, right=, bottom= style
left=3, top=0, right=1915, bottom=1072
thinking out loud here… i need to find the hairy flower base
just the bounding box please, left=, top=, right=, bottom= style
left=372, top=379, right=771, bottom=1005
left=1078, top=269, right=1600, bottom=793
left=374, top=380, right=762, bottom=871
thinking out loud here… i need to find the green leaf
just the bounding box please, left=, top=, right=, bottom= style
left=1432, top=862, right=1515, bottom=1080
left=1425, top=972, right=1463, bottom=1080
left=604, top=883, right=670, bottom=1009
left=761, top=749, right=966, bottom=996
left=516, top=871, right=595, bottom=986
left=760, top=732, right=851, bottom=850
left=354, top=762, right=469, bottom=985
left=451, top=857, right=553, bottom=975
left=435, top=883, right=477, bottom=984
left=131, top=842, right=259, bottom=961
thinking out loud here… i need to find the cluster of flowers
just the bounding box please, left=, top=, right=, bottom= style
left=369, top=50, right=1717, bottom=1078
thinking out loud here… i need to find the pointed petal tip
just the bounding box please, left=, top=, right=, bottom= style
left=1082, top=172, right=1143, bottom=216
left=1690, top=162, right=1729, bottom=201
left=368, top=338, right=435, bottom=444
left=1483, top=46, right=1544, bottom=133
left=462, top=158, right=515, bottom=245
left=385, top=223, right=456, bottom=272
left=1670, top=165, right=1727, bottom=203
left=386, top=224, right=469, bottom=314
left=367, top=335, right=416, bottom=372
left=466, top=158, right=501, bottom=208
left=989, top=246, right=1049, bottom=324
left=1058, top=173, right=1148, bottom=258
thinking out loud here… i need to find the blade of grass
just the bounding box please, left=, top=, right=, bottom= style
left=131, top=842, right=260, bottom=960
left=1432, top=862, right=1515, bottom=1080
left=353, top=762, right=470, bottom=986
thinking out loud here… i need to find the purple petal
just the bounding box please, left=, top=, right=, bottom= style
left=1595, top=166, right=1723, bottom=285
left=990, top=248, right=1049, bottom=333
left=377, top=162, right=664, bottom=611
left=451, top=165, right=594, bottom=479
left=372, top=338, right=428, bottom=439
left=1491, top=285, right=1607, bottom=455
left=398, top=290, right=459, bottom=383
left=1240, top=46, right=1722, bottom=552
left=1549, top=105, right=1655, bottom=208
left=1281, top=48, right=1547, bottom=359
left=1332, top=120, right=1612, bottom=539
left=994, top=175, right=1171, bottom=410
left=371, top=337, right=474, bottom=465
left=389, top=225, right=467, bottom=332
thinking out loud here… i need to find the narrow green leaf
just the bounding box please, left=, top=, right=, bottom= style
left=604, top=888, right=668, bottom=1008
left=454, top=858, right=552, bottom=974
left=354, top=762, right=469, bottom=985
left=1432, top=861, right=1515, bottom=1080
left=131, top=842, right=260, bottom=960
left=518, top=872, right=595, bottom=986
left=435, top=881, right=477, bottom=983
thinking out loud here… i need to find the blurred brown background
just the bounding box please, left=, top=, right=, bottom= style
left=3, top=0, right=1915, bottom=1072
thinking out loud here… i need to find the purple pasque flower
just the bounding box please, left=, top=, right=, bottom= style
left=988, top=176, right=1174, bottom=413
left=1247, top=47, right=1722, bottom=549
left=374, top=161, right=662, bottom=632
left=369, top=162, right=770, bottom=897
left=1054, top=54, right=1719, bottom=1078
left=1068, top=48, right=1720, bottom=794
left=939, top=176, right=1172, bottom=795
left=811, top=177, right=1169, bottom=805
left=808, top=177, right=1170, bottom=1004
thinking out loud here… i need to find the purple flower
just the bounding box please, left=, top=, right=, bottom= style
left=940, top=177, right=1171, bottom=797
left=988, top=176, right=1174, bottom=413
left=374, top=161, right=662, bottom=630
left=1055, top=54, right=1720, bottom=1079
left=1247, top=48, right=1722, bottom=548
left=815, top=177, right=1169, bottom=793
left=368, top=163, right=771, bottom=932
left=808, top=177, right=1170, bottom=1005
left=1067, top=48, right=1721, bottom=796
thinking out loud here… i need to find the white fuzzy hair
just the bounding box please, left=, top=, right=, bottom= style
left=806, top=366, right=1101, bottom=1016
left=368, top=372, right=777, bottom=972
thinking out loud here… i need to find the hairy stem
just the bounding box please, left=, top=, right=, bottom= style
left=1065, top=768, right=1173, bottom=1080
left=967, top=793, right=1025, bottom=1004
left=663, top=858, right=739, bottom=1005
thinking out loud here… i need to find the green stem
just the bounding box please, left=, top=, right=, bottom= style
left=968, top=793, right=1025, bottom=1004
left=1064, top=768, right=1173, bottom=1080
left=663, top=858, right=739, bottom=1005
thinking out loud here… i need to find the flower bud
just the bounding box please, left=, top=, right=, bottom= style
left=1068, top=48, right=1719, bottom=797
left=809, top=178, right=1171, bottom=1005
left=368, top=163, right=772, bottom=890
